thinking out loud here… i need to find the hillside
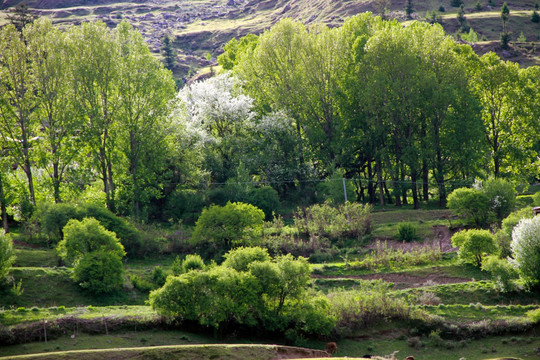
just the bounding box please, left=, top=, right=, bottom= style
left=1, top=0, right=539, bottom=81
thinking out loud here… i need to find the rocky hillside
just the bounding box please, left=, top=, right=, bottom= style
left=1, top=0, right=539, bottom=82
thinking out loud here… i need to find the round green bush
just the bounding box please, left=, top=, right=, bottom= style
left=247, top=186, right=280, bottom=220
left=447, top=187, right=491, bottom=227
left=510, top=216, right=540, bottom=285
left=482, top=178, right=516, bottom=222
left=451, top=229, right=497, bottom=267
left=57, top=217, right=125, bottom=266
left=73, top=251, right=124, bottom=294
left=396, top=222, right=418, bottom=242
left=222, top=246, right=271, bottom=272
left=192, top=202, right=265, bottom=256
left=172, top=254, right=206, bottom=275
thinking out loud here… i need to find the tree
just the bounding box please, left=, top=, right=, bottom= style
left=191, top=202, right=265, bottom=256
left=450, top=0, right=463, bottom=7
left=161, top=34, right=175, bottom=71
left=405, top=0, right=414, bottom=18
left=501, top=2, right=510, bottom=34
left=222, top=246, right=271, bottom=272
left=531, top=10, right=540, bottom=23
left=115, top=22, right=176, bottom=219
left=447, top=187, right=491, bottom=227
left=471, top=52, right=520, bottom=177
left=451, top=229, right=498, bottom=267
left=457, top=5, right=469, bottom=32
left=25, top=19, right=82, bottom=204
left=481, top=178, right=516, bottom=222
left=56, top=217, right=125, bottom=266
left=66, top=21, right=120, bottom=211
left=510, top=217, right=540, bottom=285
left=0, top=24, right=40, bottom=206
left=73, top=250, right=124, bottom=294
left=6, top=4, right=36, bottom=33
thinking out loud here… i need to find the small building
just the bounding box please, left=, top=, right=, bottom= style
left=533, top=206, right=540, bottom=216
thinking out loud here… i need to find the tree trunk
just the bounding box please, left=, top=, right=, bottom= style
left=400, top=162, right=408, bottom=205
left=422, top=160, right=429, bottom=202
left=367, top=160, right=375, bottom=204
left=411, top=169, right=419, bottom=209
left=376, top=158, right=385, bottom=206
left=52, top=161, right=61, bottom=203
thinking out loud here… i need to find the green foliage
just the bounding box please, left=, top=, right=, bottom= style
left=481, top=255, right=518, bottom=292
left=396, top=222, right=418, bottom=242
left=73, top=251, right=124, bottom=294
left=500, top=32, right=511, bottom=49
left=33, top=203, right=140, bottom=256
left=150, top=249, right=332, bottom=336
left=222, top=246, right=271, bottom=272
left=163, top=189, right=205, bottom=223
left=450, top=0, right=463, bottom=7
left=510, top=216, right=540, bottom=285
left=496, top=207, right=532, bottom=257
left=294, top=202, right=372, bottom=240
left=327, top=282, right=417, bottom=336
left=247, top=186, right=280, bottom=221
left=316, top=169, right=354, bottom=205
left=0, top=233, right=15, bottom=282
left=152, top=266, right=167, bottom=287
left=57, top=217, right=125, bottom=266
left=192, top=202, right=265, bottom=257
left=532, top=10, right=540, bottom=23
left=172, top=254, right=206, bottom=276
left=482, top=178, right=516, bottom=222
left=354, top=241, right=442, bottom=271
left=532, top=191, right=540, bottom=206
left=451, top=229, right=498, bottom=267
left=447, top=188, right=491, bottom=227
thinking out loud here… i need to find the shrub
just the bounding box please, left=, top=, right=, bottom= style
left=481, top=255, right=518, bottom=292
left=531, top=10, right=540, bottom=23
left=222, top=246, right=271, bottom=272
left=73, top=251, right=124, bottom=294
left=247, top=186, right=280, bottom=220
left=396, top=222, right=418, bottom=242
left=450, top=0, right=463, bottom=6
left=172, top=254, right=206, bottom=275
left=0, top=233, right=15, bottom=283
left=482, top=178, right=516, bottom=222
left=533, top=191, right=540, bottom=206
left=316, top=169, right=355, bottom=205
left=447, top=187, right=491, bottom=227
left=418, top=292, right=441, bottom=306
left=152, top=266, right=167, bottom=287
left=34, top=203, right=79, bottom=244
left=451, top=229, right=498, bottom=267
left=510, top=217, right=540, bottom=285
left=57, top=217, right=125, bottom=266
left=496, top=208, right=532, bottom=257
left=192, top=202, right=265, bottom=257
left=163, top=189, right=205, bottom=223
left=129, top=274, right=154, bottom=292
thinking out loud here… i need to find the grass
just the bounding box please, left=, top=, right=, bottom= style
left=0, top=267, right=147, bottom=308
left=13, top=248, right=59, bottom=268
left=0, top=305, right=155, bottom=326
left=421, top=303, right=539, bottom=322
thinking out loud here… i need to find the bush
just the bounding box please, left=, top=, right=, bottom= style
left=496, top=208, right=533, bottom=257
left=73, top=251, right=124, bottom=294
left=316, top=169, right=355, bottom=205
left=222, top=246, right=271, bottom=272
left=451, top=229, right=498, bottom=267
left=247, top=186, right=280, bottom=220
left=192, top=202, right=265, bottom=257
left=0, top=233, right=15, bottom=283
left=172, top=254, right=206, bottom=275
left=57, top=217, right=125, bottom=266
left=447, top=187, right=491, bottom=227
left=482, top=178, right=516, bottom=222
left=481, top=255, right=518, bottom=292
left=450, top=0, right=463, bottom=6
left=510, top=217, right=540, bottom=285
left=33, top=202, right=141, bottom=256
left=163, top=189, right=205, bottom=223
left=152, top=266, right=167, bottom=287
left=533, top=191, right=540, bottom=206
left=396, top=222, right=418, bottom=242
left=532, top=10, right=540, bottom=23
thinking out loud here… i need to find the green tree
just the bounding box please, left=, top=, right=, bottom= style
left=161, top=34, right=175, bottom=71
left=447, top=187, right=492, bottom=227
left=531, top=10, right=540, bottom=23
left=25, top=19, right=82, bottom=204
left=222, top=246, right=271, bottom=272
left=115, top=21, right=176, bottom=220
left=57, top=217, right=125, bottom=265
left=471, top=52, right=520, bottom=177
left=451, top=229, right=498, bottom=267
left=66, top=21, right=120, bottom=211
left=73, top=250, right=124, bottom=294
left=481, top=178, right=516, bottom=222
left=6, top=4, right=36, bottom=33
left=510, top=217, right=540, bottom=285
left=192, top=202, right=265, bottom=256
left=405, top=0, right=414, bottom=18
left=501, top=2, right=510, bottom=34
left=0, top=24, right=40, bottom=206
